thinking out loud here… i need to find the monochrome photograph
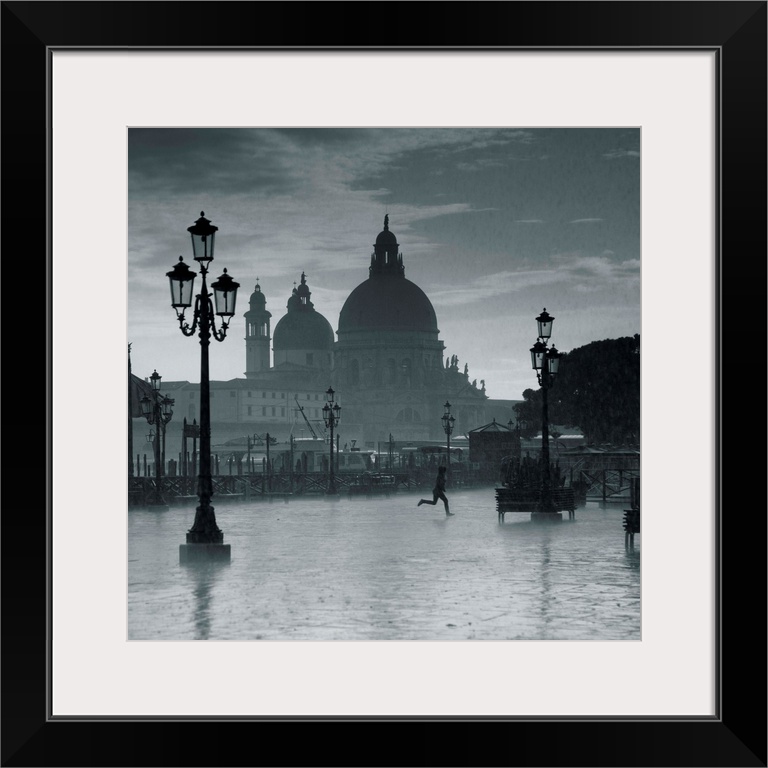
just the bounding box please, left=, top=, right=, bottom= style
left=127, top=127, right=641, bottom=642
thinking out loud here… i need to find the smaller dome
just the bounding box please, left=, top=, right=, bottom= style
left=273, top=311, right=334, bottom=351
left=248, top=282, right=266, bottom=308
left=375, top=213, right=398, bottom=247
left=273, top=272, right=333, bottom=352
left=376, top=229, right=397, bottom=246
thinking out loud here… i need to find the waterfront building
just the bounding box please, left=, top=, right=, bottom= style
left=131, top=218, right=519, bottom=465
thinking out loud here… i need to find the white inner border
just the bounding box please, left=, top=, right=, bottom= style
left=52, top=51, right=716, bottom=717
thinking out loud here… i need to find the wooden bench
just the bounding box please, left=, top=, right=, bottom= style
left=496, top=487, right=576, bottom=523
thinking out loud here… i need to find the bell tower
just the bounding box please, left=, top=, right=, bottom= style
left=244, top=281, right=272, bottom=377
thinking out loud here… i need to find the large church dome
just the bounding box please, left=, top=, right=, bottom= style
left=338, top=216, right=439, bottom=335
left=339, top=276, right=438, bottom=333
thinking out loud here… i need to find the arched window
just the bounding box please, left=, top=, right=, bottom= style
left=395, top=407, right=421, bottom=423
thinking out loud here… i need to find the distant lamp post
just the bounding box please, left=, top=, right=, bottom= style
left=441, top=401, right=456, bottom=482
left=139, top=369, right=174, bottom=508
left=160, top=395, right=174, bottom=471
left=246, top=433, right=262, bottom=475
left=530, top=308, right=562, bottom=522
left=322, top=387, right=341, bottom=495
left=167, top=212, right=240, bottom=562
left=507, top=418, right=517, bottom=458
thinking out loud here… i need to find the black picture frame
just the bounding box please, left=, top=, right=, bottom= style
left=4, top=2, right=765, bottom=766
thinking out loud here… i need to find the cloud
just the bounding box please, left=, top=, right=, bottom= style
left=428, top=253, right=640, bottom=310
left=552, top=253, right=640, bottom=283
left=569, top=218, right=604, bottom=224
left=429, top=269, right=567, bottom=307
left=456, top=159, right=507, bottom=172
left=514, top=219, right=544, bottom=224
left=603, top=149, right=640, bottom=159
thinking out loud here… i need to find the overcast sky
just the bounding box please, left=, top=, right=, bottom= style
left=128, top=128, right=640, bottom=401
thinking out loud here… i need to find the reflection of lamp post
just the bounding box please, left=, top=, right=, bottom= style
left=441, top=401, right=456, bottom=483
left=322, top=387, right=341, bottom=494
left=530, top=308, right=562, bottom=522
left=167, top=212, right=240, bottom=562
left=139, top=369, right=174, bottom=507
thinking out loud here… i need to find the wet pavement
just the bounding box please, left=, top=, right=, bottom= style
left=128, top=486, right=640, bottom=641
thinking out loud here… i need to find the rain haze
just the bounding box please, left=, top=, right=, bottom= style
left=128, top=127, right=640, bottom=398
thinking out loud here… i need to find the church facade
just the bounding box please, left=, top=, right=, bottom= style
left=144, top=218, right=515, bottom=454
left=330, top=215, right=488, bottom=444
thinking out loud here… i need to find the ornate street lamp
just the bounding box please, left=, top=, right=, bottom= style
left=441, top=401, right=456, bottom=482
left=530, top=308, right=562, bottom=521
left=167, top=213, right=240, bottom=562
left=322, top=387, right=341, bottom=494
left=139, top=369, right=174, bottom=507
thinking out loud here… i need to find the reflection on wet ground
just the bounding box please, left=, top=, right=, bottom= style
left=128, top=488, right=640, bottom=641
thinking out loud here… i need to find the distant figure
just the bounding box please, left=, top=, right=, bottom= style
left=417, top=466, right=452, bottom=515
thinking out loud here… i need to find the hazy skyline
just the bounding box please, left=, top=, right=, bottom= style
left=128, top=128, right=640, bottom=401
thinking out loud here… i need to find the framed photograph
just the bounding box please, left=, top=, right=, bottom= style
left=6, top=1, right=765, bottom=765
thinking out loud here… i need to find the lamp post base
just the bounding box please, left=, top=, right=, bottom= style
left=531, top=511, right=563, bottom=523
left=179, top=542, right=231, bottom=563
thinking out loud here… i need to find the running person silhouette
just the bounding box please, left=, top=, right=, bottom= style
left=417, top=465, right=453, bottom=515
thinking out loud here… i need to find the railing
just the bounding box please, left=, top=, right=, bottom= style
left=130, top=472, right=405, bottom=506
left=579, top=468, right=640, bottom=504
left=129, top=467, right=497, bottom=507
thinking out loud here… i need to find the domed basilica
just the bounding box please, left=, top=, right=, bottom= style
left=165, top=217, right=513, bottom=449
